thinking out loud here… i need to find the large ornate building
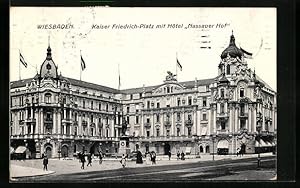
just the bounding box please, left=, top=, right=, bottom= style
left=10, top=33, right=277, bottom=159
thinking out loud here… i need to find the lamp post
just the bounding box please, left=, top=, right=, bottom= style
left=58, top=138, right=62, bottom=160
left=212, top=134, right=216, bottom=161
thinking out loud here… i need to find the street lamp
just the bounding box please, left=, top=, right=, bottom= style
left=58, top=138, right=62, bottom=160
left=257, top=125, right=262, bottom=168
left=212, top=134, right=216, bottom=161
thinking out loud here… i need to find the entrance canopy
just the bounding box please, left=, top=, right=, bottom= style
left=255, top=139, right=272, bottom=147
left=14, top=146, right=27, bottom=154
left=217, top=140, right=229, bottom=149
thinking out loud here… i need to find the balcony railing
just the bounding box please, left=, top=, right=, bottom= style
left=24, top=118, right=36, bottom=123
left=216, top=129, right=229, bottom=135
left=164, top=121, right=171, bottom=128
left=185, top=119, right=193, bottom=127
left=62, top=118, right=73, bottom=124
left=144, top=122, right=151, bottom=128
left=239, top=112, right=248, bottom=118
left=44, top=118, right=53, bottom=124
left=217, top=112, right=229, bottom=118
left=19, top=120, right=24, bottom=125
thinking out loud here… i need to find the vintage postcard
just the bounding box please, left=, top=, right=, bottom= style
left=9, top=7, right=277, bottom=182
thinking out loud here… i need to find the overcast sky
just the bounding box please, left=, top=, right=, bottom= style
left=10, top=7, right=276, bottom=91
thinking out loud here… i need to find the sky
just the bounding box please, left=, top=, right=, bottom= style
left=10, top=7, right=276, bottom=91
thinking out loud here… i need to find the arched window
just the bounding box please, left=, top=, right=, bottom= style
left=205, top=145, right=210, bottom=153
left=200, top=146, right=203, bottom=153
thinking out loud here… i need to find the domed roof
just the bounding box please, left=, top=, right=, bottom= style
left=221, top=33, right=244, bottom=59
left=39, top=45, right=58, bottom=79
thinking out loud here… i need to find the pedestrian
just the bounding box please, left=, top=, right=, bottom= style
left=80, top=152, right=86, bottom=169
left=177, top=151, right=180, bottom=160
left=43, top=154, right=48, bottom=171
left=120, top=154, right=127, bottom=168
left=98, top=151, right=103, bottom=165
left=168, top=150, right=171, bottom=160
left=236, top=148, right=240, bottom=157
left=146, top=151, right=151, bottom=165
left=87, top=153, right=92, bottom=166
left=151, top=151, right=156, bottom=165
left=136, top=150, right=143, bottom=164
left=181, top=151, right=185, bottom=160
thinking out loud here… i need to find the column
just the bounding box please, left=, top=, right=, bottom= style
left=87, top=114, right=90, bottom=136
left=253, top=108, right=257, bottom=132
left=64, top=125, right=67, bottom=135
left=213, top=107, right=216, bottom=133
left=31, top=124, right=33, bottom=134
left=25, top=109, right=28, bottom=120
left=181, top=112, right=185, bottom=136
left=34, top=109, right=38, bottom=134
left=57, top=110, right=61, bottom=134
left=40, top=109, right=44, bottom=134
left=171, top=112, right=174, bottom=135
left=141, top=114, right=144, bottom=137
left=31, top=108, right=33, bottom=119
left=229, top=106, right=232, bottom=133
left=95, top=116, right=99, bottom=135
left=235, top=107, right=238, bottom=132
left=111, top=116, right=115, bottom=137
left=207, top=110, right=211, bottom=135
left=79, top=114, right=82, bottom=135
left=193, top=110, right=197, bottom=135
left=53, top=110, right=57, bottom=134
left=64, top=109, right=66, bottom=120
left=262, top=107, right=265, bottom=131
left=196, top=110, right=201, bottom=135
left=248, top=107, right=252, bottom=132
left=152, top=113, right=155, bottom=136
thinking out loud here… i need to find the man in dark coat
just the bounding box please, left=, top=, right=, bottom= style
left=136, top=150, right=143, bottom=164
left=43, top=155, right=48, bottom=171
left=80, top=152, right=86, bottom=169
left=181, top=151, right=185, bottom=160
left=87, top=153, right=92, bottom=166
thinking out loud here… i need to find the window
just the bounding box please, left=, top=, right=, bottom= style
left=106, top=129, right=109, bottom=137
left=156, top=129, right=160, bottom=136
left=157, top=102, right=160, bottom=108
left=177, top=98, right=181, bottom=106
left=240, top=119, right=246, bottom=129
left=146, top=118, right=150, bottom=123
left=188, top=97, right=192, bottom=105
left=74, top=145, right=77, bottom=153
left=127, top=106, right=130, bottom=113
left=202, top=113, right=207, bottom=120
left=187, top=127, right=192, bottom=136
left=106, top=117, right=109, bottom=124
left=91, top=128, right=94, bottom=136
left=139, top=93, right=142, bottom=98
left=203, top=97, right=207, bottom=107
left=75, top=113, right=78, bottom=121
left=166, top=105, right=170, bottom=108
left=147, top=101, right=150, bottom=109
left=106, top=104, right=108, bottom=111
left=127, top=116, right=130, bottom=124
left=240, top=88, right=244, bottom=97
left=74, top=127, right=77, bottom=136
left=166, top=130, right=170, bottom=137
left=221, top=122, right=226, bottom=130
left=130, top=94, right=133, bottom=100
left=91, top=101, right=93, bottom=109
left=177, top=128, right=180, bottom=136
left=136, top=116, right=139, bottom=124
left=220, top=103, right=224, bottom=113
left=188, top=114, right=192, bottom=121
left=167, top=87, right=170, bottom=93
left=226, top=64, right=230, bottom=75
left=166, top=114, right=170, bottom=122
left=99, top=103, right=101, bottom=111
left=177, top=112, right=181, bottom=121
left=146, top=131, right=150, bottom=137
left=45, top=93, right=51, bottom=103
left=63, top=97, right=66, bottom=104
left=156, top=114, right=160, bottom=122
left=221, top=89, right=224, bottom=98
left=240, top=103, right=245, bottom=115
left=91, top=115, right=93, bottom=123
left=83, top=100, right=85, bottom=108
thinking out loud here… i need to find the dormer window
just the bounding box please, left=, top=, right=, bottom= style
left=221, top=89, right=225, bottom=98
left=45, top=93, right=52, bottom=103
left=226, top=64, right=230, bottom=75
left=167, top=87, right=170, bottom=93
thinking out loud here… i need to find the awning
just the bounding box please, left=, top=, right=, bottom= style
left=14, top=146, right=27, bottom=154
left=255, top=139, right=269, bottom=147
left=10, top=147, right=14, bottom=154
left=185, top=147, right=191, bottom=154
left=217, top=140, right=229, bottom=149
left=201, top=127, right=207, bottom=136
left=266, top=141, right=273, bottom=147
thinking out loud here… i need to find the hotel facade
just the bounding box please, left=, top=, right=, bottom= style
left=10, top=33, right=277, bottom=159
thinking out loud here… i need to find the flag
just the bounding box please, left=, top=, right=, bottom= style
left=118, top=64, right=121, bottom=90
left=20, top=52, right=27, bottom=68
left=176, top=57, right=182, bottom=71
left=240, top=47, right=253, bottom=59
left=81, top=55, right=86, bottom=70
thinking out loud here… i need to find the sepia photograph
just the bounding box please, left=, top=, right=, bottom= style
left=9, top=7, right=277, bottom=182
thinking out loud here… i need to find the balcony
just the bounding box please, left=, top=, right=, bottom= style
left=185, top=119, right=193, bottom=127
left=216, top=129, right=229, bottom=135
left=82, top=120, right=87, bottom=126
left=24, top=118, right=36, bottom=124
left=144, top=122, right=151, bottom=128
left=62, top=118, right=73, bottom=124
left=217, top=112, right=229, bottom=118
left=239, top=112, right=248, bottom=118
left=44, top=118, right=53, bottom=124
left=164, top=121, right=171, bottom=128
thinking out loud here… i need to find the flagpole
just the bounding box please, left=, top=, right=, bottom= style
left=80, top=50, right=82, bottom=81
left=176, top=52, right=178, bottom=80
left=118, top=63, right=120, bottom=90
left=19, top=49, right=21, bottom=80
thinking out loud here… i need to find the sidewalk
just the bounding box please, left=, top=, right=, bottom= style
left=10, top=152, right=275, bottom=179
left=10, top=164, right=55, bottom=179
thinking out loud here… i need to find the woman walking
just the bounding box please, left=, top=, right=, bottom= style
left=120, top=154, right=127, bottom=168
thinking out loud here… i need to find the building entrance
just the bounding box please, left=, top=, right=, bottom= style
left=164, top=143, right=170, bottom=155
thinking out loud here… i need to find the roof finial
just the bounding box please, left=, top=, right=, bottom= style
left=232, top=30, right=234, bottom=36
left=46, top=35, right=52, bottom=60
left=48, top=35, right=50, bottom=47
